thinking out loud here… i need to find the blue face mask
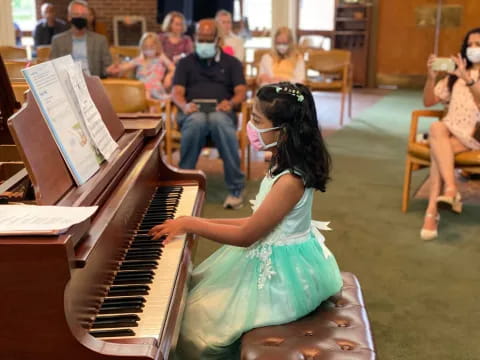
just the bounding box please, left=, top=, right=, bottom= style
left=195, top=42, right=217, bottom=59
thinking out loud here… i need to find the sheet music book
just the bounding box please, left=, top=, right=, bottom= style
left=66, top=62, right=118, bottom=160
left=0, top=205, right=98, bottom=235
left=22, top=56, right=118, bottom=185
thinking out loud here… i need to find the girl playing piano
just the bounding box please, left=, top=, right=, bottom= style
left=150, top=82, right=343, bottom=359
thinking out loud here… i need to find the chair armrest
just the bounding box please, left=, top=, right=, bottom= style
left=146, top=98, right=164, bottom=113
left=409, top=109, right=444, bottom=144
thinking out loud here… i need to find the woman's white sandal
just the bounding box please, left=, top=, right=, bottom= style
left=420, top=213, right=440, bottom=241
left=437, top=189, right=462, bottom=214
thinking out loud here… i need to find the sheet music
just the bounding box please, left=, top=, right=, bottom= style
left=66, top=62, right=118, bottom=160
left=22, top=56, right=101, bottom=185
left=0, top=205, right=98, bottom=235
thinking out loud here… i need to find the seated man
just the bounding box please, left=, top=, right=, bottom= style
left=33, top=3, right=69, bottom=47
left=50, top=0, right=111, bottom=77
left=172, top=18, right=246, bottom=209
left=215, top=9, right=245, bottom=62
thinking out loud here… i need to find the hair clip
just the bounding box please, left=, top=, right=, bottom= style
left=272, top=86, right=304, bottom=102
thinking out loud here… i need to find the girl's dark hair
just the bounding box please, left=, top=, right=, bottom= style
left=448, top=27, right=480, bottom=92
left=256, top=82, right=331, bottom=192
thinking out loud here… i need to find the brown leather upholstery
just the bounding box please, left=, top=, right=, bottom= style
left=241, top=272, right=375, bottom=360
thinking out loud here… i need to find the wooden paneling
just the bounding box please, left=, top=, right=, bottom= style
left=376, top=0, right=480, bottom=82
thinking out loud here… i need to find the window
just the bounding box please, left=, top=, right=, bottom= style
left=298, top=0, right=335, bottom=31
left=243, top=0, right=271, bottom=32
left=11, top=0, right=37, bottom=32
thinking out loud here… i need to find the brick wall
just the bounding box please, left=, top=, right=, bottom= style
left=88, top=0, right=162, bottom=44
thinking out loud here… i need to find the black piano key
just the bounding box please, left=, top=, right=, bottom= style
left=115, top=270, right=155, bottom=277
left=120, top=260, right=158, bottom=270
left=113, top=272, right=154, bottom=279
left=99, top=304, right=144, bottom=314
left=113, top=276, right=152, bottom=285
left=102, top=296, right=146, bottom=305
left=90, top=329, right=135, bottom=338
left=92, top=314, right=140, bottom=328
left=130, top=242, right=163, bottom=249
left=124, top=252, right=161, bottom=260
left=108, top=285, right=150, bottom=296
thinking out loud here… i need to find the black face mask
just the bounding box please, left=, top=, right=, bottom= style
left=71, top=17, right=87, bottom=29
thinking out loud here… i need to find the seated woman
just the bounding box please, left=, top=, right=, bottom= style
left=107, top=32, right=175, bottom=101
left=257, top=27, right=305, bottom=87
left=421, top=27, right=480, bottom=241
left=159, top=11, right=193, bottom=63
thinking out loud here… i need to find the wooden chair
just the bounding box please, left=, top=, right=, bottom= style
left=5, top=60, right=29, bottom=82
left=36, top=46, right=51, bottom=63
left=0, top=46, right=27, bottom=60
left=164, top=99, right=252, bottom=179
left=245, top=48, right=270, bottom=95
left=11, top=82, right=30, bottom=105
left=402, top=109, right=480, bottom=212
left=110, top=46, right=140, bottom=62
left=305, top=49, right=352, bottom=126
left=299, top=35, right=328, bottom=51
left=100, top=78, right=163, bottom=113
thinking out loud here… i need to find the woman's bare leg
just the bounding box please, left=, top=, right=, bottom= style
left=422, top=157, right=442, bottom=231
left=429, top=122, right=469, bottom=196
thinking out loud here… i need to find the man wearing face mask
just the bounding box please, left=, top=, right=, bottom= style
left=257, top=27, right=305, bottom=87
left=172, top=18, right=247, bottom=209
left=50, top=0, right=111, bottom=77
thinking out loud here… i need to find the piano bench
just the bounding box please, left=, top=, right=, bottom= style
left=240, top=272, right=376, bottom=360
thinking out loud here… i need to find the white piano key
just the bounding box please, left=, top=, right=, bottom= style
left=96, top=185, right=198, bottom=342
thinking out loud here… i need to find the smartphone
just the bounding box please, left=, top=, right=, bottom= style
left=193, top=99, right=217, bottom=113
left=432, top=57, right=455, bottom=72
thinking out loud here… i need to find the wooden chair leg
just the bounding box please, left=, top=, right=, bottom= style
left=402, top=157, right=413, bottom=213
left=348, top=89, right=352, bottom=118
left=339, top=91, right=346, bottom=126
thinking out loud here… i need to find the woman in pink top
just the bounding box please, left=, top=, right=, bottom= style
left=159, top=11, right=193, bottom=63
left=421, top=27, right=480, bottom=240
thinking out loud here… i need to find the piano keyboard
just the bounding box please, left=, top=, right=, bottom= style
left=89, top=185, right=198, bottom=341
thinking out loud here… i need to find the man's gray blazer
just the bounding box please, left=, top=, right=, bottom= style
left=50, top=30, right=112, bottom=77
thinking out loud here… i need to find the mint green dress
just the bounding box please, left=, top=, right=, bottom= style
left=177, top=170, right=343, bottom=359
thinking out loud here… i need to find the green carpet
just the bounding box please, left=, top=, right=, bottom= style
left=194, top=90, right=480, bottom=360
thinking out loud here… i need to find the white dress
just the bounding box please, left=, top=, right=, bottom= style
left=434, top=70, right=480, bottom=150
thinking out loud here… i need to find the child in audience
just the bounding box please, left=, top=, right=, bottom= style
left=107, top=32, right=175, bottom=100
left=149, top=82, right=343, bottom=359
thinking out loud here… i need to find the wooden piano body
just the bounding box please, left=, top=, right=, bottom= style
left=0, top=75, right=205, bottom=359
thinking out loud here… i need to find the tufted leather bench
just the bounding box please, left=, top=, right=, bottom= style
left=241, top=272, right=375, bottom=360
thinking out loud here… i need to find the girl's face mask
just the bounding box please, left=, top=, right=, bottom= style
left=247, top=121, right=281, bottom=151
left=143, top=49, right=156, bottom=58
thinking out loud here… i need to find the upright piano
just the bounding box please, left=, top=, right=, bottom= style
left=0, top=75, right=206, bottom=359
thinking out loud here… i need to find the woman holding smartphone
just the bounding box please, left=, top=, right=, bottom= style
left=421, top=28, right=480, bottom=240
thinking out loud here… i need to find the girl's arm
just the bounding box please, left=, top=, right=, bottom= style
left=149, top=174, right=304, bottom=247
left=204, top=218, right=250, bottom=226
left=106, top=60, right=137, bottom=76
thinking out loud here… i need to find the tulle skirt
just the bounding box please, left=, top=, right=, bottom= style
left=176, top=232, right=343, bottom=360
